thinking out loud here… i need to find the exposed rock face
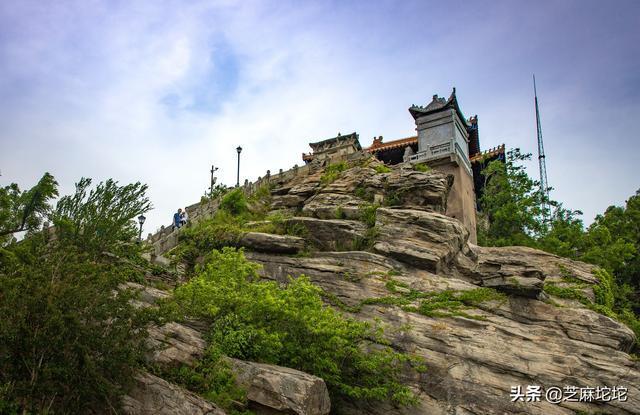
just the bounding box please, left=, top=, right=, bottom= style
left=374, top=207, right=468, bottom=274
left=364, top=167, right=451, bottom=212
left=239, top=232, right=305, bottom=254
left=285, top=217, right=368, bottom=251
left=248, top=249, right=639, bottom=415
left=148, top=322, right=206, bottom=367
left=142, top=306, right=331, bottom=415
left=147, top=157, right=640, bottom=414
left=229, top=358, right=331, bottom=415
left=123, top=372, right=225, bottom=415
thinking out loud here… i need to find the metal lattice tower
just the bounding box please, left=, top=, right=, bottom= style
left=533, top=75, right=549, bottom=216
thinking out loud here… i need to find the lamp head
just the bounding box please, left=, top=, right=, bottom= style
left=138, top=214, right=146, bottom=225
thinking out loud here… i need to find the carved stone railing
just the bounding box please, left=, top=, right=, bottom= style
left=145, top=149, right=373, bottom=259
left=145, top=161, right=319, bottom=258
left=407, top=138, right=472, bottom=175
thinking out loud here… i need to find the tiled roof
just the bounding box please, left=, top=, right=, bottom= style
left=470, top=144, right=505, bottom=163
left=366, top=136, right=417, bottom=153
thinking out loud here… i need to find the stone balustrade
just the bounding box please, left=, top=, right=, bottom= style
left=146, top=160, right=315, bottom=258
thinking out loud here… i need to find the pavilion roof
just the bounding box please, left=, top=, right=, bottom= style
left=308, top=132, right=361, bottom=151
left=409, top=88, right=470, bottom=128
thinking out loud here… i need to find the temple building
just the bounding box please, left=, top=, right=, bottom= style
left=302, top=132, right=361, bottom=164
left=301, top=89, right=505, bottom=243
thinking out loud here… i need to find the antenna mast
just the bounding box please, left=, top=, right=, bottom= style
left=533, top=75, right=549, bottom=217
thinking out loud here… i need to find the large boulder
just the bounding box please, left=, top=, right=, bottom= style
left=362, top=167, right=451, bottom=212
left=373, top=208, right=468, bottom=273
left=148, top=322, right=206, bottom=367
left=239, top=232, right=305, bottom=254
left=147, top=318, right=331, bottom=415
left=454, top=246, right=546, bottom=298
left=228, top=358, right=331, bottom=415
left=123, top=372, right=225, bottom=415
left=284, top=217, right=368, bottom=251
left=302, top=193, right=363, bottom=220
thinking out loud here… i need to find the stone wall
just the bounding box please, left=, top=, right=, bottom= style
left=434, top=160, right=478, bottom=244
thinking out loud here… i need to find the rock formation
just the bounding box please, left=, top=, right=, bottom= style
left=140, top=155, right=639, bottom=414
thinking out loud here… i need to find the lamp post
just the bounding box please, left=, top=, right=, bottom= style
left=236, top=146, right=242, bottom=187
left=210, top=165, right=218, bottom=196
left=137, top=214, right=146, bottom=243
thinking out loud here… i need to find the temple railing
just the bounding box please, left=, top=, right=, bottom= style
left=407, top=138, right=472, bottom=175
left=145, top=160, right=321, bottom=257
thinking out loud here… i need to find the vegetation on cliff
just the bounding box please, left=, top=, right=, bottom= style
left=0, top=175, right=153, bottom=413
left=479, top=149, right=640, bottom=345
left=160, top=247, right=423, bottom=407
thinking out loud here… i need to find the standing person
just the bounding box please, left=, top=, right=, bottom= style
left=180, top=208, right=188, bottom=226
left=173, top=208, right=182, bottom=230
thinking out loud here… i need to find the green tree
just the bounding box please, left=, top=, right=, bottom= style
left=580, top=191, right=640, bottom=312
left=477, top=149, right=547, bottom=246
left=0, top=176, right=152, bottom=413
left=537, top=206, right=586, bottom=259
left=478, top=150, right=640, bottom=324
left=0, top=172, right=58, bottom=245
left=202, top=183, right=229, bottom=202
left=52, top=178, right=151, bottom=258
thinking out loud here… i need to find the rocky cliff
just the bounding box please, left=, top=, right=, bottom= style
left=141, top=155, right=639, bottom=415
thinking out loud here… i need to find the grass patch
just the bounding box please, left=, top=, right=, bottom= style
left=356, top=278, right=506, bottom=321
left=544, top=268, right=640, bottom=347
left=354, top=186, right=374, bottom=202
left=374, top=164, right=392, bottom=174
left=320, top=161, right=348, bottom=185
left=383, top=189, right=405, bottom=207
left=335, top=206, right=347, bottom=219
left=359, top=203, right=379, bottom=227
left=413, top=163, right=430, bottom=172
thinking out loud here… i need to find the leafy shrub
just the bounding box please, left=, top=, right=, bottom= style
left=359, top=203, right=379, bottom=227
left=202, top=183, right=230, bottom=202
left=374, top=164, right=392, bottom=174
left=220, top=188, right=249, bottom=216
left=354, top=186, right=374, bottom=202
left=248, top=185, right=272, bottom=217
left=168, top=248, right=422, bottom=406
left=413, top=163, right=430, bottom=172
left=171, top=211, right=246, bottom=269
left=384, top=189, right=404, bottom=206
left=155, top=348, right=251, bottom=415
left=320, top=161, right=348, bottom=185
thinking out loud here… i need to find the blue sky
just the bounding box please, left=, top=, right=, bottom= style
left=1, top=0, right=639, bottom=235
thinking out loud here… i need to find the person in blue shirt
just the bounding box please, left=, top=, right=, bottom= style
left=173, top=208, right=183, bottom=229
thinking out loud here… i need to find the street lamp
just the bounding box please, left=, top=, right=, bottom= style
left=137, top=214, right=146, bottom=243
left=236, top=146, right=243, bottom=187
left=210, top=165, right=219, bottom=196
